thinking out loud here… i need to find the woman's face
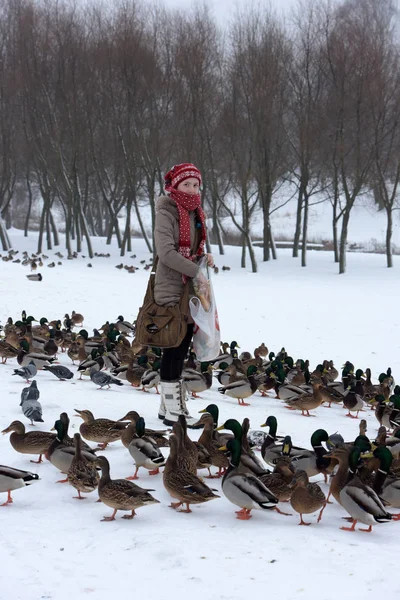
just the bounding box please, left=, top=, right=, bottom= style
left=177, top=177, right=200, bottom=195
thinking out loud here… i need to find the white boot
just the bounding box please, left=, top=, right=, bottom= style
left=161, top=379, right=200, bottom=428
left=158, top=395, right=166, bottom=421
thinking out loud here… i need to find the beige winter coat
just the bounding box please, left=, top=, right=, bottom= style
left=154, top=195, right=202, bottom=307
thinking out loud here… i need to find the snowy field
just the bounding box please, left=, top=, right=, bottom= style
left=1, top=227, right=400, bottom=600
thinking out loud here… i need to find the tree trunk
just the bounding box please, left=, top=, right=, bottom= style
left=49, top=211, right=59, bottom=247
left=245, top=232, right=258, bottom=273
left=386, top=206, right=393, bottom=268
left=269, top=223, right=277, bottom=260
left=46, top=207, right=52, bottom=251
left=0, top=215, right=11, bottom=250
left=293, top=183, right=303, bottom=258
left=25, top=174, right=33, bottom=237
left=212, top=195, right=224, bottom=255
left=80, top=211, right=94, bottom=258
left=301, top=193, right=309, bottom=267
left=339, top=209, right=351, bottom=274
left=241, top=233, right=246, bottom=268
left=332, top=174, right=339, bottom=263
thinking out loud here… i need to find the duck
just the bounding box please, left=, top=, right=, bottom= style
left=289, top=470, right=326, bottom=526
left=118, top=411, right=169, bottom=447
left=126, top=356, right=150, bottom=387
left=372, top=447, right=400, bottom=518
left=284, top=382, right=325, bottom=417
left=67, top=433, right=100, bottom=499
left=289, top=429, right=331, bottom=480
left=257, top=458, right=295, bottom=514
left=372, top=394, right=393, bottom=429
left=363, top=368, right=381, bottom=402
left=0, top=340, right=19, bottom=363
left=17, top=340, right=55, bottom=369
left=2, top=420, right=55, bottom=463
left=182, top=362, right=213, bottom=398
left=139, top=360, right=161, bottom=393
left=125, top=417, right=166, bottom=480
left=115, top=315, right=135, bottom=336
left=343, top=375, right=365, bottom=418
left=259, top=415, right=306, bottom=465
left=212, top=341, right=240, bottom=369
left=162, top=423, right=219, bottom=513
left=337, top=446, right=392, bottom=532
left=220, top=438, right=278, bottom=520
left=218, top=364, right=258, bottom=406
left=96, top=455, right=159, bottom=521
left=70, top=311, right=85, bottom=327
left=217, top=418, right=267, bottom=476
left=0, top=465, right=39, bottom=505
left=46, top=420, right=98, bottom=482
left=213, top=361, right=231, bottom=386
left=198, top=404, right=234, bottom=447
left=74, top=409, right=127, bottom=450
left=192, top=413, right=230, bottom=478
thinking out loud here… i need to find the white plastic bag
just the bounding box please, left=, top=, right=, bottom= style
left=190, top=257, right=221, bottom=361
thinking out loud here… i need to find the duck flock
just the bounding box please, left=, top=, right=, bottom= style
left=1, top=311, right=400, bottom=533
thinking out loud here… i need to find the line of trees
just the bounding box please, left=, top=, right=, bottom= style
left=0, top=0, right=399, bottom=273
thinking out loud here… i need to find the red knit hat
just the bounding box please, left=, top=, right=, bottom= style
left=164, top=163, right=202, bottom=189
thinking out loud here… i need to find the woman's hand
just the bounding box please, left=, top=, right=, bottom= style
left=206, top=253, right=214, bottom=267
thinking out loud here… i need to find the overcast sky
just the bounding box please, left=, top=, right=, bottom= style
left=146, top=0, right=298, bottom=24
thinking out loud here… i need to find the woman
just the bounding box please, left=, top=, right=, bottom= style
left=154, top=163, right=213, bottom=427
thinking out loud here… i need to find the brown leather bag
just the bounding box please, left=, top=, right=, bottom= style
left=135, top=257, right=190, bottom=348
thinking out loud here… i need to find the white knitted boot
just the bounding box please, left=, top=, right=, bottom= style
left=157, top=394, right=166, bottom=420
left=161, top=379, right=200, bottom=428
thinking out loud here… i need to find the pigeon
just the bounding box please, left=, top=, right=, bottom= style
left=42, top=365, right=74, bottom=381
left=90, top=367, right=124, bottom=389
left=26, top=273, right=43, bottom=281
left=12, top=361, right=38, bottom=382
left=20, top=381, right=43, bottom=425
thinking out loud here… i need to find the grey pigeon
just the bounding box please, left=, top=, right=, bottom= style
left=42, top=365, right=74, bottom=381
left=12, top=360, right=37, bottom=382
left=90, top=367, right=123, bottom=389
left=20, top=380, right=43, bottom=425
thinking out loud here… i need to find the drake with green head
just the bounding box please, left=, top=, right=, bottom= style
left=218, top=365, right=258, bottom=406
left=219, top=438, right=278, bottom=520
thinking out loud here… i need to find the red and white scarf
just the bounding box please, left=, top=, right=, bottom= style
left=165, top=186, right=207, bottom=271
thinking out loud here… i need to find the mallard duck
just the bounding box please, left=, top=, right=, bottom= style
left=324, top=360, right=339, bottom=383
left=126, top=417, right=166, bottom=480
left=220, top=438, right=278, bottom=520
left=213, top=362, right=232, bottom=386
left=17, top=340, right=55, bottom=369
left=70, top=311, right=84, bottom=327
left=289, top=470, right=326, bottom=526
left=118, top=411, right=169, bottom=447
left=31, top=317, right=50, bottom=338
left=140, top=360, right=161, bottom=393
left=198, top=404, right=234, bottom=447
left=337, top=446, right=392, bottom=532
left=115, top=315, right=135, bottom=335
left=284, top=382, right=324, bottom=416
left=363, top=368, right=380, bottom=402
left=289, top=429, right=331, bottom=481
left=373, top=394, right=393, bottom=429
left=2, top=420, right=55, bottom=463
left=218, top=365, right=258, bottom=406
left=343, top=376, right=365, bottom=418
left=162, top=423, right=219, bottom=513
left=46, top=420, right=97, bottom=482
left=212, top=341, right=239, bottom=369
left=77, top=348, right=104, bottom=379
left=389, top=394, right=400, bottom=430
left=96, top=455, right=159, bottom=521
left=67, top=433, right=100, bottom=499
left=259, top=416, right=305, bottom=465
left=0, top=340, right=19, bottom=363
left=182, top=362, right=213, bottom=398
left=257, top=458, right=295, bottom=513
left=0, top=465, right=39, bottom=505
left=74, top=409, right=127, bottom=450
left=379, top=367, right=394, bottom=393
left=58, top=412, right=96, bottom=453
left=371, top=447, right=400, bottom=518
left=217, top=418, right=267, bottom=476
left=43, top=330, right=58, bottom=356
left=126, top=356, right=150, bottom=387
left=192, top=413, right=230, bottom=478
left=175, top=415, right=199, bottom=475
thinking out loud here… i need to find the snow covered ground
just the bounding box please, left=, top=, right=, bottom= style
left=1, top=228, right=400, bottom=600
